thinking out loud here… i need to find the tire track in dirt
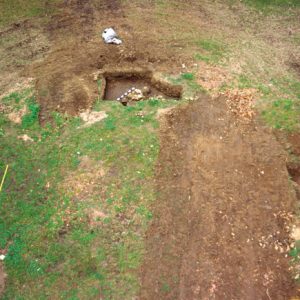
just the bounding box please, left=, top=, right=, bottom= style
left=140, top=96, right=299, bottom=299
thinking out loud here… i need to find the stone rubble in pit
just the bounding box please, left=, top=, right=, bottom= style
left=117, top=86, right=155, bottom=104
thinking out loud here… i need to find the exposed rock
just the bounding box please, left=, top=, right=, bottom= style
left=291, top=226, right=300, bottom=241
left=79, top=110, right=107, bottom=127
left=142, top=86, right=151, bottom=95
left=127, top=89, right=144, bottom=102
left=18, top=134, right=34, bottom=142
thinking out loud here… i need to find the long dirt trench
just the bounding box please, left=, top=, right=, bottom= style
left=140, top=96, right=299, bottom=299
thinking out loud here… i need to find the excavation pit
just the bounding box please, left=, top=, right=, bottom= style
left=99, top=69, right=182, bottom=104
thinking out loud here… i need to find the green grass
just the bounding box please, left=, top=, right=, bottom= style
left=262, top=98, right=300, bottom=131
left=0, top=0, right=59, bottom=27
left=169, top=73, right=206, bottom=98
left=289, top=241, right=300, bottom=281
left=242, top=0, right=300, bottom=9
left=2, top=89, right=33, bottom=109
left=194, top=39, right=227, bottom=65
left=180, top=73, right=194, bottom=81
left=258, top=76, right=300, bottom=131
left=0, top=90, right=181, bottom=299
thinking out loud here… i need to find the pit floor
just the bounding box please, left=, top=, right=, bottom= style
left=103, top=77, right=171, bottom=100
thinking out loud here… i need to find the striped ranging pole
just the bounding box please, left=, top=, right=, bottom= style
left=0, top=165, right=8, bottom=192
left=117, top=87, right=136, bottom=101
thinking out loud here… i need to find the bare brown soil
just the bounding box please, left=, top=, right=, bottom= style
left=140, top=96, right=299, bottom=299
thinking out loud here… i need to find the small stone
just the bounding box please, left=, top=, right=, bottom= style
left=142, top=86, right=151, bottom=95
left=0, top=255, right=5, bottom=261
left=18, top=134, right=34, bottom=142
left=127, top=89, right=144, bottom=102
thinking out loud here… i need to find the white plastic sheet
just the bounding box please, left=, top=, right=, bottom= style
left=102, top=28, right=122, bottom=45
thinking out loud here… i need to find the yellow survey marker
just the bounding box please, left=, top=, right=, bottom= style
left=0, top=165, right=8, bottom=192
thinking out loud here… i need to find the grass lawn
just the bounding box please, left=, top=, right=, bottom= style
left=0, top=89, right=181, bottom=299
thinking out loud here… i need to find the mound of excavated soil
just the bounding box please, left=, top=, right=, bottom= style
left=140, top=95, right=299, bottom=299
left=25, top=0, right=186, bottom=122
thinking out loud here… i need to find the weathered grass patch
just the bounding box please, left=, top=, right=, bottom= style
left=194, top=39, right=227, bottom=65
left=168, top=72, right=206, bottom=98
left=0, top=0, right=59, bottom=28
left=242, top=0, right=300, bottom=10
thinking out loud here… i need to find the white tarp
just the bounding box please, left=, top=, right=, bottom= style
left=102, top=28, right=122, bottom=45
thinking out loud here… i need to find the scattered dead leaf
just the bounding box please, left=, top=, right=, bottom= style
left=88, top=208, right=107, bottom=228
left=196, top=61, right=231, bottom=95
left=221, top=88, right=257, bottom=122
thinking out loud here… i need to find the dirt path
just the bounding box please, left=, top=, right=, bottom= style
left=140, top=96, right=299, bottom=299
